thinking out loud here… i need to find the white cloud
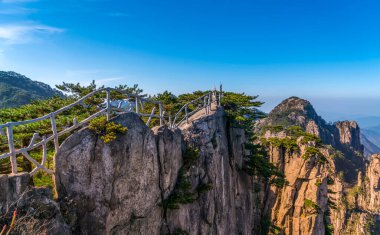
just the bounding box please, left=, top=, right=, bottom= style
left=0, top=23, right=64, bottom=44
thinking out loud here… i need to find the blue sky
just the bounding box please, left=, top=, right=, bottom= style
left=1, top=0, right=380, bottom=119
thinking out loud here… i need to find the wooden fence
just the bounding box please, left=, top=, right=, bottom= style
left=0, top=86, right=222, bottom=175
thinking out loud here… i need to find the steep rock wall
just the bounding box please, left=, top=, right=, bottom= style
left=54, top=109, right=262, bottom=235
left=55, top=114, right=164, bottom=235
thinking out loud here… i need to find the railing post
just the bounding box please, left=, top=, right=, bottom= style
left=51, top=114, right=59, bottom=153
left=185, top=106, right=189, bottom=123
left=204, top=96, right=207, bottom=114
left=219, top=84, right=222, bottom=106
left=7, top=124, right=17, bottom=174
left=73, top=117, right=78, bottom=127
left=159, top=103, right=163, bottom=126
left=213, top=86, right=217, bottom=104
left=146, top=106, right=156, bottom=126
left=106, top=88, right=111, bottom=121
left=135, top=97, right=139, bottom=114
left=208, top=94, right=211, bottom=112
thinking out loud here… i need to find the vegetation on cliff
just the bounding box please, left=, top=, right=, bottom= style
left=88, top=116, right=128, bottom=143
left=1, top=81, right=279, bottom=190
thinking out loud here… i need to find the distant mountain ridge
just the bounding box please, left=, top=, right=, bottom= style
left=0, top=71, right=62, bottom=109
left=361, top=132, right=380, bottom=157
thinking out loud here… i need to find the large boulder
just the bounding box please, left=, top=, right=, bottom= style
left=55, top=113, right=165, bottom=234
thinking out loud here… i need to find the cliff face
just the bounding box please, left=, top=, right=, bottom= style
left=257, top=97, right=365, bottom=184
left=364, top=154, right=380, bottom=212
left=262, top=140, right=340, bottom=235
left=334, top=121, right=362, bottom=152
left=55, top=114, right=163, bottom=234
left=256, top=97, right=380, bottom=234
left=2, top=96, right=380, bottom=234
left=54, top=109, right=264, bottom=235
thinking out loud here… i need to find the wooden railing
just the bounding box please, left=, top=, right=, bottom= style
left=0, top=85, right=223, bottom=175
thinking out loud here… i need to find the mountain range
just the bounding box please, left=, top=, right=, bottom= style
left=0, top=71, right=62, bottom=109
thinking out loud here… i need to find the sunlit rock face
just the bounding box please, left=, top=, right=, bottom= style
left=255, top=96, right=380, bottom=234
left=1, top=96, right=377, bottom=235
left=55, top=113, right=163, bottom=234
left=54, top=110, right=265, bottom=235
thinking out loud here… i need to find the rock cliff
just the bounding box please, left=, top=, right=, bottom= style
left=256, top=97, right=380, bottom=234
left=2, top=96, right=380, bottom=234
left=256, top=97, right=365, bottom=184
left=54, top=108, right=265, bottom=235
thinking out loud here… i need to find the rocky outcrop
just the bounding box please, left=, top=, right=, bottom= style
left=55, top=113, right=164, bottom=235
left=256, top=97, right=365, bottom=184
left=2, top=96, right=379, bottom=235
left=334, top=121, right=363, bottom=153
left=0, top=173, right=31, bottom=210
left=0, top=173, right=71, bottom=235
left=255, top=96, right=380, bottom=234
left=363, top=154, right=380, bottom=212
left=54, top=109, right=264, bottom=235
left=259, top=131, right=346, bottom=234
left=164, top=107, right=263, bottom=234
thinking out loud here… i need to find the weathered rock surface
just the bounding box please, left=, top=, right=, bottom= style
left=54, top=108, right=266, bottom=235
left=0, top=173, right=31, bottom=211
left=363, top=154, right=380, bottom=213
left=0, top=173, right=71, bottom=235
left=55, top=113, right=163, bottom=235
left=260, top=132, right=342, bottom=234
left=153, top=126, right=183, bottom=199
left=335, top=121, right=363, bottom=152
left=256, top=96, right=365, bottom=184
left=165, top=108, right=263, bottom=235
left=256, top=96, right=380, bottom=234
left=2, top=96, right=380, bottom=235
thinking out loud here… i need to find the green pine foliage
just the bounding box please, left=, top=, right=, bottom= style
left=220, top=92, right=286, bottom=188
left=88, top=116, right=128, bottom=144
left=0, top=81, right=282, bottom=193
left=304, top=198, right=320, bottom=214
left=302, top=146, right=323, bottom=159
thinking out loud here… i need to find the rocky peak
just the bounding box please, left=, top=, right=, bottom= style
left=272, top=96, right=312, bottom=113
left=334, top=121, right=363, bottom=153
left=257, top=97, right=326, bottom=132
left=257, top=97, right=366, bottom=185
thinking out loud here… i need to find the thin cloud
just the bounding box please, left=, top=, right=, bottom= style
left=0, top=7, right=37, bottom=15
left=0, top=23, right=64, bottom=44
left=0, top=49, right=5, bottom=64
left=96, top=76, right=125, bottom=85
left=1, top=0, right=38, bottom=3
